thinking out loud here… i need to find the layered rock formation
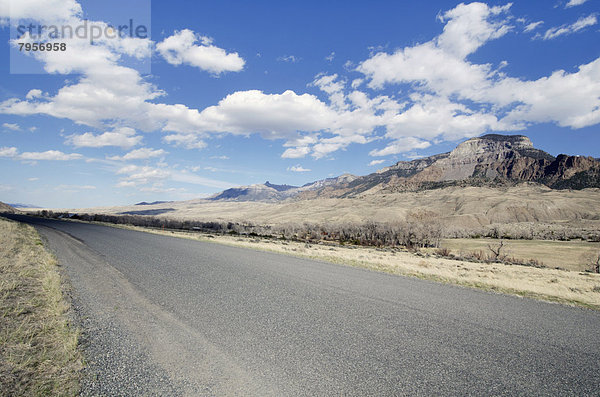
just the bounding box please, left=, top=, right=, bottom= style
left=207, top=134, right=599, bottom=202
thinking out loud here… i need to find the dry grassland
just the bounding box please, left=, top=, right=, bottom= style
left=41, top=185, right=600, bottom=230
left=0, top=217, right=82, bottom=396
left=440, top=238, right=600, bottom=272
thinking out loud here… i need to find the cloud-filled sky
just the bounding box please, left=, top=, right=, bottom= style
left=0, top=0, right=598, bottom=207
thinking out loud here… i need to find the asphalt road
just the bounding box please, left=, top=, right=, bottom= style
left=7, top=214, right=600, bottom=396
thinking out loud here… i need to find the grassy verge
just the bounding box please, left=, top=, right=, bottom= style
left=440, top=238, right=599, bottom=272
left=0, top=217, right=82, bottom=396
left=67, top=218, right=600, bottom=311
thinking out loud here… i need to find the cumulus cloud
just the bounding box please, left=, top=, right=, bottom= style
left=156, top=29, right=245, bottom=74
left=197, top=90, right=336, bottom=138
left=287, top=165, right=311, bottom=172
left=162, top=133, right=206, bottom=149
left=282, top=146, right=311, bottom=158
left=0, top=146, right=82, bottom=161
left=369, top=137, right=431, bottom=157
left=0, top=146, right=18, bottom=157
left=107, top=147, right=166, bottom=161
left=2, top=122, right=21, bottom=131
left=368, top=159, right=385, bottom=166
left=2, top=0, right=600, bottom=164
left=541, top=14, right=597, bottom=40
left=20, top=150, right=82, bottom=161
left=355, top=2, right=600, bottom=154
left=0, top=0, right=82, bottom=23
left=358, top=3, right=512, bottom=92
left=66, top=127, right=142, bottom=148
left=115, top=164, right=170, bottom=187
left=25, top=89, right=44, bottom=100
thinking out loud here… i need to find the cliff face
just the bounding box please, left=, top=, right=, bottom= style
left=208, top=134, right=600, bottom=202
left=306, top=134, right=600, bottom=198
left=543, top=155, right=600, bottom=189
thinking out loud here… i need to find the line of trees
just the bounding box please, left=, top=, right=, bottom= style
left=33, top=210, right=443, bottom=248
left=32, top=209, right=599, bottom=247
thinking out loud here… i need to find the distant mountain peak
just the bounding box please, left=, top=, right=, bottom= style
left=205, top=134, right=599, bottom=202
left=450, top=134, right=534, bottom=158
left=477, top=134, right=532, bottom=145
left=264, top=181, right=298, bottom=192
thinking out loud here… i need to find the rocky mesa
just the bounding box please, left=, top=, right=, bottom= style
left=300, top=134, right=600, bottom=199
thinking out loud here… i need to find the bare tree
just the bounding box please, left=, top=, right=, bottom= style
left=487, top=240, right=506, bottom=262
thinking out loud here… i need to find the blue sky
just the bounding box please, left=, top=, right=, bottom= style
left=0, top=0, right=598, bottom=208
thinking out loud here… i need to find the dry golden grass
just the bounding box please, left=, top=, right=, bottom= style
left=96, top=222, right=600, bottom=310
left=0, top=217, right=82, bottom=396
left=440, top=238, right=600, bottom=272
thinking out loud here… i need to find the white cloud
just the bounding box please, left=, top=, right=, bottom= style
left=156, top=29, right=245, bottom=74
left=29, top=126, right=37, bottom=132
left=25, top=89, right=44, bottom=100
left=108, top=147, right=166, bottom=161
left=385, top=94, right=505, bottom=141
left=2, top=146, right=82, bottom=161
left=116, top=164, right=170, bottom=186
left=368, top=159, right=385, bottom=166
left=210, top=155, right=229, bottom=160
left=56, top=184, right=96, bottom=190
left=2, top=0, right=600, bottom=164
left=66, top=127, right=142, bottom=148
left=115, top=180, right=136, bottom=188
left=524, top=21, right=543, bottom=32
left=311, top=73, right=347, bottom=110
left=312, top=134, right=369, bottom=159
left=542, top=14, right=597, bottom=40
left=20, top=150, right=82, bottom=161
left=369, top=137, right=431, bottom=157
left=195, top=90, right=337, bottom=138
left=358, top=3, right=512, bottom=93
left=139, top=185, right=185, bottom=194
left=0, top=146, right=18, bottom=157
left=565, top=0, right=589, bottom=8
left=1, top=0, right=82, bottom=23
left=28, top=177, right=39, bottom=181
left=351, top=78, right=364, bottom=89
left=356, top=1, right=600, bottom=148
left=325, top=52, right=335, bottom=62
left=162, top=133, right=206, bottom=149
left=2, top=122, right=21, bottom=131
left=287, top=165, right=311, bottom=172
left=282, top=146, right=311, bottom=158
left=277, top=55, right=300, bottom=63
left=114, top=163, right=234, bottom=191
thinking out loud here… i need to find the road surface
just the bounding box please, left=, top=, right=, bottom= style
left=6, top=214, right=600, bottom=396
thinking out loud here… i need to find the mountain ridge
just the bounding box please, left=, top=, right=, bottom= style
left=200, top=134, right=600, bottom=202
left=0, top=202, right=18, bottom=213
